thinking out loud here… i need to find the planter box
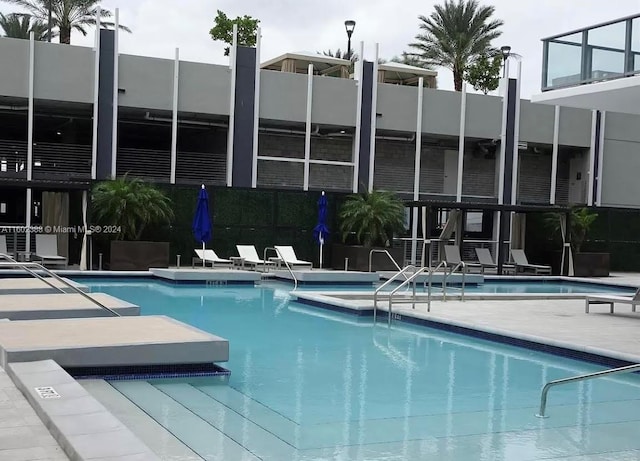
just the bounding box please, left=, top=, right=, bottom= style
left=110, top=241, right=170, bottom=271
left=573, top=252, right=610, bottom=277
left=331, top=244, right=404, bottom=272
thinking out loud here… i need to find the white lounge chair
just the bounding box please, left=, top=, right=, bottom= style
left=475, top=248, right=516, bottom=274
left=273, top=245, right=313, bottom=269
left=192, top=249, right=233, bottom=268
left=585, top=288, right=640, bottom=314
left=34, top=234, right=67, bottom=268
left=236, top=245, right=274, bottom=271
left=442, top=245, right=480, bottom=273
left=510, top=249, right=551, bottom=275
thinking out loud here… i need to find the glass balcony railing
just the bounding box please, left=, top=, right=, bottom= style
left=542, top=13, right=640, bottom=91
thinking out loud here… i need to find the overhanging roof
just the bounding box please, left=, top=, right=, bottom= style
left=261, top=51, right=349, bottom=73
left=378, top=62, right=437, bottom=79
left=531, top=74, right=640, bottom=115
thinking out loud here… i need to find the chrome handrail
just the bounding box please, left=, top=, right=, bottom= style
left=443, top=261, right=466, bottom=302
left=0, top=253, right=65, bottom=293
left=368, top=249, right=406, bottom=278
left=263, top=247, right=298, bottom=290
left=387, top=267, right=431, bottom=325
left=373, top=265, right=416, bottom=323
left=427, top=261, right=448, bottom=311
left=0, top=257, right=120, bottom=316
left=536, top=363, right=640, bottom=418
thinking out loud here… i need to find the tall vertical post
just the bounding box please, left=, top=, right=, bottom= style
left=226, top=24, right=238, bottom=187
left=170, top=48, right=179, bottom=184
left=456, top=82, right=467, bottom=202
left=91, top=6, right=101, bottom=180
left=587, top=110, right=598, bottom=206
left=303, top=63, right=313, bottom=191
left=368, top=43, right=379, bottom=192
left=251, top=27, right=262, bottom=188
left=410, top=78, right=424, bottom=266
left=550, top=105, right=560, bottom=204
left=510, top=58, right=522, bottom=206
left=110, top=8, right=119, bottom=179
left=596, top=111, right=606, bottom=206
left=26, top=31, right=35, bottom=254
left=351, top=41, right=364, bottom=193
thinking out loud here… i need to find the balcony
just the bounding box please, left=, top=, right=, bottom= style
left=542, top=14, right=640, bottom=91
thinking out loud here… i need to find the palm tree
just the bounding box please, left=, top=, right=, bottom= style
left=0, top=12, right=50, bottom=40
left=92, top=177, right=174, bottom=241
left=1, top=0, right=130, bottom=44
left=409, top=0, right=503, bottom=91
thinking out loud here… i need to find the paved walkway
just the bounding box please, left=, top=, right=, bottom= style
left=0, top=368, right=68, bottom=461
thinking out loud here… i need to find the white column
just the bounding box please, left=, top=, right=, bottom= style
left=411, top=78, right=424, bottom=265
left=170, top=47, right=179, bottom=184
left=226, top=24, right=238, bottom=187
left=550, top=105, right=560, bottom=204
left=351, top=41, right=364, bottom=193
left=91, top=6, right=101, bottom=180
left=251, top=27, right=261, bottom=188
left=510, top=58, right=522, bottom=205
left=110, top=8, right=119, bottom=179
left=368, top=43, right=379, bottom=192
left=26, top=31, right=35, bottom=254
left=596, top=111, right=606, bottom=206
left=303, top=63, right=313, bottom=191
left=456, top=82, right=467, bottom=202
left=497, top=59, right=509, bottom=205
left=587, top=110, right=597, bottom=206
left=27, top=32, right=34, bottom=182
left=25, top=188, right=32, bottom=253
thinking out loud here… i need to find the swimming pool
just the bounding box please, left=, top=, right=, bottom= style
left=78, top=279, right=640, bottom=460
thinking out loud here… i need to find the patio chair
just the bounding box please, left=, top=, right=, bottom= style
left=235, top=245, right=275, bottom=271
left=192, top=249, right=233, bottom=268
left=585, top=287, right=640, bottom=314
left=510, top=249, right=551, bottom=275
left=273, top=245, right=313, bottom=269
left=33, top=234, right=67, bottom=268
left=475, top=248, right=516, bottom=274
left=443, top=245, right=480, bottom=273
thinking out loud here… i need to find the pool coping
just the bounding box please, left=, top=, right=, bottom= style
left=291, top=291, right=640, bottom=368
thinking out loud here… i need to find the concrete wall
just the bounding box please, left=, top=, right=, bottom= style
left=312, top=76, right=357, bottom=127
left=178, top=61, right=230, bottom=115
left=600, top=111, right=640, bottom=208
left=422, top=89, right=461, bottom=136
left=465, top=93, right=502, bottom=140
left=376, top=84, right=418, bottom=132
left=118, top=54, right=173, bottom=111
left=34, top=42, right=94, bottom=103
left=558, top=107, right=592, bottom=148
left=260, top=70, right=307, bottom=123
left=519, top=101, right=554, bottom=145
left=0, top=38, right=29, bottom=99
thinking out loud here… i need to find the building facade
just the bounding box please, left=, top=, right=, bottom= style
left=0, top=21, right=637, bottom=268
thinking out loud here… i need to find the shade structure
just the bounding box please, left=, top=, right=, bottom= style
left=313, top=191, right=329, bottom=268
left=192, top=185, right=212, bottom=266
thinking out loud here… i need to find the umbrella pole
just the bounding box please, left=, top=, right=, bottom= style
left=319, top=235, right=323, bottom=269
left=202, top=242, right=205, bottom=268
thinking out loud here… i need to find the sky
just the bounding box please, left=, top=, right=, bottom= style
left=2, top=0, right=640, bottom=99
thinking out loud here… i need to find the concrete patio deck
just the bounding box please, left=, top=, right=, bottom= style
left=0, top=277, right=87, bottom=295
left=0, top=315, right=229, bottom=368
left=0, top=292, right=139, bottom=320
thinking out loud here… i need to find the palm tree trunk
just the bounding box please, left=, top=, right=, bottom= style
left=59, top=26, right=71, bottom=44
left=453, top=69, right=463, bottom=92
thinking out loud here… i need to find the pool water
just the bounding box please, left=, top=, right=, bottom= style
left=78, top=279, right=640, bottom=460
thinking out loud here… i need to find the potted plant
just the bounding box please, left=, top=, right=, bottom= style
left=332, top=189, right=406, bottom=271
left=92, top=177, right=174, bottom=270
left=545, top=207, right=608, bottom=277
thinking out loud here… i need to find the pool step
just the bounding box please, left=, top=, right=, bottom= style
left=110, top=380, right=260, bottom=461
left=156, top=382, right=298, bottom=461
left=80, top=379, right=202, bottom=461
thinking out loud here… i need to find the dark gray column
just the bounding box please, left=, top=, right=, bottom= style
left=357, top=61, right=374, bottom=193
left=497, top=78, right=518, bottom=275
left=231, top=46, right=257, bottom=188
left=95, top=29, right=115, bottom=180
left=591, top=110, right=603, bottom=204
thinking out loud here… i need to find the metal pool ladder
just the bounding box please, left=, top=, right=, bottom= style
left=536, top=363, right=640, bottom=418
left=0, top=253, right=120, bottom=316
left=263, top=247, right=298, bottom=290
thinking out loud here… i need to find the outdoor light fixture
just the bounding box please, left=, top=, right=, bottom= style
left=500, top=45, right=512, bottom=77
left=344, top=20, right=356, bottom=60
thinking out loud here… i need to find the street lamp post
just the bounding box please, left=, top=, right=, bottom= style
left=344, top=20, right=356, bottom=60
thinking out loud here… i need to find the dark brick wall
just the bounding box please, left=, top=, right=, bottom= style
left=258, top=133, right=304, bottom=159
left=518, top=152, right=552, bottom=203
left=461, top=151, right=496, bottom=197
left=257, top=160, right=303, bottom=188
left=310, top=137, right=352, bottom=162
left=309, top=164, right=351, bottom=191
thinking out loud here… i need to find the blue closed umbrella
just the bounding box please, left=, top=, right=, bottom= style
left=192, top=184, right=212, bottom=267
left=313, top=191, right=329, bottom=268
